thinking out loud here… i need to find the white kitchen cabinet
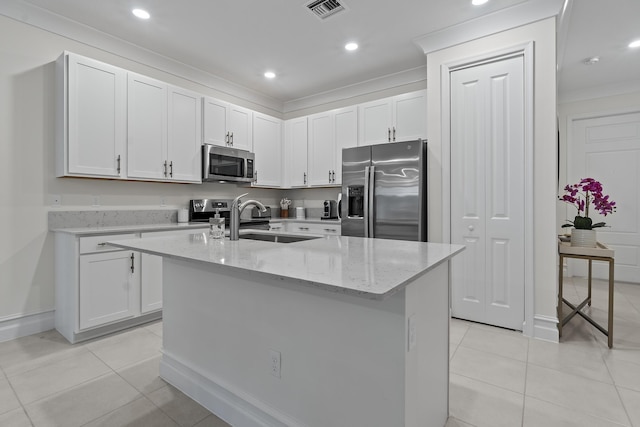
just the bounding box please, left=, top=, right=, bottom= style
left=127, top=73, right=168, bottom=180
left=79, top=249, right=140, bottom=330
left=285, top=117, right=308, bottom=187
left=128, top=73, right=202, bottom=183
left=203, top=96, right=253, bottom=151
left=279, top=221, right=341, bottom=235
left=308, top=112, right=334, bottom=186
left=252, top=112, right=282, bottom=187
left=358, top=90, right=426, bottom=145
left=167, top=86, right=202, bottom=182
left=56, top=52, right=126, bottom=178
left=55, top=232, right=161, bottom=343
left=307, top=106, right=357, bottom=186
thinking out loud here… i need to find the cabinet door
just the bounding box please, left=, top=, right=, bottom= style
left=358, top=98, right=393, bottom=145
left=66, top=54, right=126, bottom=177
left=392, top=90, right=427, bottom=142
left=252, top=113, right=282, bottom=187
left=286, top=117, right=308, bottom=187
left=308, top=112, right=334, bottom=186
left=168, top=86, right=202, bottom=183
left=228, top=105, right=253, bottom=151
left=333, top=106, right=358, bottom=185
left=202, top=97, right=229, bottom=147
left=140, top=253, right=162, bottom=314
left=127, top=73, right=168, bottom=180
left=79, top=251, right=139, bottom=330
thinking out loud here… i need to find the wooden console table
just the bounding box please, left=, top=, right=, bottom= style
left=558, top=240, right=615, bottom=348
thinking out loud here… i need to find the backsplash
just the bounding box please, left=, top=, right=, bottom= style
left=48, top=210, right=177, bottom=229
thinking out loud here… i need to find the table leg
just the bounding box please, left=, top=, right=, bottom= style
left=588, top=260, right=591, bottom=307
left=558, top=254, right=564, bottom=338
left=608, top=259, right=614, bottom=348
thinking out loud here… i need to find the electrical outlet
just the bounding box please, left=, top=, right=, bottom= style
left=92, top=195, right=100, bottom=206
left=270, top=349, right=281, bottom=378
left=160, top=197, right=166, bottom=207
left=408, top=315, right=417, bottom=351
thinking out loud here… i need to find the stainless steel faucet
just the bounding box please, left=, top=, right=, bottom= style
left=229, top=193, right=267, bottom=241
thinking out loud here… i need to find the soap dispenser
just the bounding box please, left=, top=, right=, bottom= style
left=209, top=208, right=225, bottom=239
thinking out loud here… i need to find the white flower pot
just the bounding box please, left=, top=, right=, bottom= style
left=571, top=229, right=597, bottom=248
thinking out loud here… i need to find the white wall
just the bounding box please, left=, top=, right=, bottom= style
left=423, top=18, right=558, bottom=339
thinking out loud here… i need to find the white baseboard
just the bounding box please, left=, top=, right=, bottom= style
left=160, top=353, right=302, bottom=427
left=0, top=311, right=55, bottom=343
left=532, top=314, right=559, bottom=343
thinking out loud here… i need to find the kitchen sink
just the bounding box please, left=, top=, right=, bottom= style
left=240, top=233, right=320, bottom=244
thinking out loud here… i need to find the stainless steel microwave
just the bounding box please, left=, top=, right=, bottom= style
left=202, top=144, right=255, bottom=183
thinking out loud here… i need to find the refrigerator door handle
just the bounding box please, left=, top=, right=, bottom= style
left=368, top=165, right=375, bottom=238
left=364, top=166, right=370, bottom=238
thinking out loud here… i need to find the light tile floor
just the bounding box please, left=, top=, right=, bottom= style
left=0, top=277, right=638, bottom=427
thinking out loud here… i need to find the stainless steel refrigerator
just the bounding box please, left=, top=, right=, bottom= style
left=341, top=140, right=427, bottom=241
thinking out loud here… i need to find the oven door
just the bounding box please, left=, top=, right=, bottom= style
left=202, top=144, right=254, bottom=183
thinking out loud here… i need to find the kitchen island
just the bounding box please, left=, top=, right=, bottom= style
left=108, top=231, right=464, bottom=427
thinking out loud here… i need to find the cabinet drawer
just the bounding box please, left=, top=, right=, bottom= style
left=286, top=222, right=341, bottom=235
left=79, top=233, right=138, bottom=254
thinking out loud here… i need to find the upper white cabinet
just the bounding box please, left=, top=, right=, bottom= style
left=57, top=52, right=126, bottom=178
left=307, top=106, right=357, bottom=187
left=127, top=73, right=202, bottom=183
left=252, top=113, right=282, bottom=187
left=285, top=117, right=308, bottom=187
left=358, top=90, right=426, bottom=145
left=167, top=86, right=202, bottom=182
left=127, top=73, right=167, bottom=180
left=203, top=97, right=253, bottom=151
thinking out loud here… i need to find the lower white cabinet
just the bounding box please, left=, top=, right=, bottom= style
left=55, top=228, right=205, bottom=343
left=79, top=250, right=139, bottom=330
left=270, top=221, right=341, bottom=236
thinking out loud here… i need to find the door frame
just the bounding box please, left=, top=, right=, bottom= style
left=440, top=42, right=535, bottom=336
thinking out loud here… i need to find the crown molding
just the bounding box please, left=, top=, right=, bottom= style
left=413, top=0, right=564, bottom=54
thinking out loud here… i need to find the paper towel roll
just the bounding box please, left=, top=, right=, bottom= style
left=178, top=208, right=189, bottom=223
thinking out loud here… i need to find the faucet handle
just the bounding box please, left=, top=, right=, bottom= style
left=232, top=193, right=249, bottom=207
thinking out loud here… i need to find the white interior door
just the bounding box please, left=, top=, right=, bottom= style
left=569, top=112, right=640, bottom=283
left=450, top=55, right=525, bottom=330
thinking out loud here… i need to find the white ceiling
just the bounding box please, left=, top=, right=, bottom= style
left=9, top=0, right=640, bottom=105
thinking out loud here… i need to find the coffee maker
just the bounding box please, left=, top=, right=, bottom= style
left=322, top=200, right=339, bottom=219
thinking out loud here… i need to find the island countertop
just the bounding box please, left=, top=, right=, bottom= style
left=108, top=231, right=464, bottom=300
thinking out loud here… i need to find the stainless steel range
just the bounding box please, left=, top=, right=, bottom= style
left=188, top=199, right=270, bottom=230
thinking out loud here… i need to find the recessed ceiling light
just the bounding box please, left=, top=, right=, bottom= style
left=132, top=8, right=150, bottom=20
left=345, top=42, right=358, bottom=51
left=264, top=71, right=276, bottom=79
left=583, top=56, right=600, bottom=65
left=629, top=39, right=640, bottom=48
left=472, top=0, right=489, bottom=5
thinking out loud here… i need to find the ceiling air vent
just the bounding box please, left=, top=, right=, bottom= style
left=306, top=0, right=347, bottom=20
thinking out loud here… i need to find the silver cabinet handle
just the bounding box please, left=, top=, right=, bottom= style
left=230, top=132, right=234, bottom=146
left=393, top=127, right=396, bottom=142
left=116, top=155, right=121, bottom=175
left=225, top=132, right=230, bottom=145
left=328, top=170, right=331, bottom=182
left=387, top=128, right=391, bottom=142
left=97, top=242, right=107, bottom=247
left=332, top=170, right=336, bottom=182
left=303, top=172, right=307, bottom=184
left=130, top=253, right=135, bottom=273
left=169, top=161, right=173, bottom=178
left=255, top=170, right=258, bottom=183
left=324, top=228, right=336, bottom=232
left=163, top=161, right=168, bottom=177
left=299, top=227, right=309, bottom=231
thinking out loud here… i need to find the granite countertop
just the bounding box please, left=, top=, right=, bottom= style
left=51, top=222, right=210, bottom=236
left=107, top=232, right=464, bottom=299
